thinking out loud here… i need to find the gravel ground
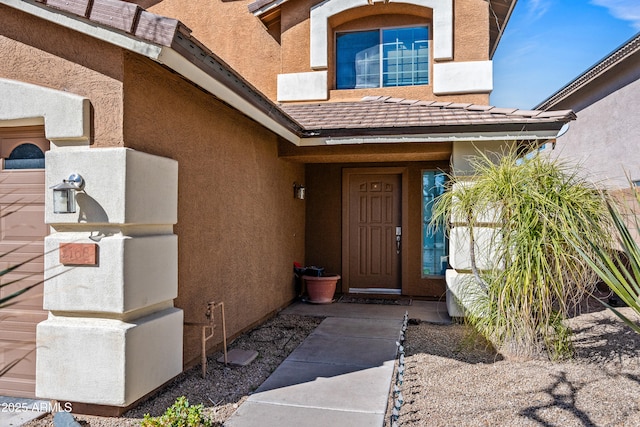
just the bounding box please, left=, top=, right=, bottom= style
left=388, top=305, right=640, bottom=427
left=24, top=314, right=323, bottom=427
left=25, top=305, right=640, bottom=427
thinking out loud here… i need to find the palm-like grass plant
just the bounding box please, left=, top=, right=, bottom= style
left=432, top=147, right=613, bottom=359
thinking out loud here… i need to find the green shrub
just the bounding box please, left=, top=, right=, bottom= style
left=432, top=147, right=613, bottom=359
left=141, top=396, right=213, bottom=427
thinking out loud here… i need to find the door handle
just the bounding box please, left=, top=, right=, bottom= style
left=395, top=226, right=402, bottom=254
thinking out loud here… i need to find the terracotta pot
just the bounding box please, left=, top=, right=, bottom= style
left=302, top=275, right=340, bottom=304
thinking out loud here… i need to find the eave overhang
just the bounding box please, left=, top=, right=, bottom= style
left=298, top=124, right=566, bottom=144
left=488, top=0, right=518, bottom=59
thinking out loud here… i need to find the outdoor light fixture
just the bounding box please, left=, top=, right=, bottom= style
left=51, top=173, right=85, bottom=214
left=293, top=183, right=305, bottom=200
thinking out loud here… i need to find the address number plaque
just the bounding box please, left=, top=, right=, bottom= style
left=59, top=243, right=98, bottom=266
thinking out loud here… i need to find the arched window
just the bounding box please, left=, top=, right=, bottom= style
left=4, top=143, right=45, bottom=169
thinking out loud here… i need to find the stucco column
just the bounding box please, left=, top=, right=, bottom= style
left=446, top=141, right=503, bottom=317
left=36, top=147, right=182, bottom=407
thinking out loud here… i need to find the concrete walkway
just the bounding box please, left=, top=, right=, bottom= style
left=225, top=300, right=449, bottom=427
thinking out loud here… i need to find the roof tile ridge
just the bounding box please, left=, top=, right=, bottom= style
left=360, top=96, right=386, bottom=102
left=508, top=109, right=542, bottom=117
left=355, top=97, right=571, bottom=120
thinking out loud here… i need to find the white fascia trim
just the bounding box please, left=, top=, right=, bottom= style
left=299, top=130, right=561, bottom=146
left=3, top=0, right=302, bottom=145
left=310, top=0, right=452, bottom=70
left=157, top=49, right=301, bottom=144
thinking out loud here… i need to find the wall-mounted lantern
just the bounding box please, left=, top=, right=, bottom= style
left=293, top=183, right=305, bottom=200
left=51, top=173, right=85, bottom=214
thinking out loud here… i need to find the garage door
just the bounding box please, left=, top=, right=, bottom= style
left=0, top=127, right=48, bottom=398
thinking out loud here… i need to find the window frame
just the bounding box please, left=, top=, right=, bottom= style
left=334, top=24, right=431, bottom=90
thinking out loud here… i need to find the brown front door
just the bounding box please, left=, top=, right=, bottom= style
left=0, top=128, right=48, bottom=398
left=344, top=169, right=402, bottom=293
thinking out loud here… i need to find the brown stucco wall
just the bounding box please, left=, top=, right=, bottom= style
left=121, top=53, right=306, bottom=365
left=306, top=161, right=447, bottom=299
left=2, top=3, right=305, bottom=368
left=454, top=0, right=490, bottom=61
left=0, top=4, right=125, bottom=147
left=146, top=0, right=281, bottom=100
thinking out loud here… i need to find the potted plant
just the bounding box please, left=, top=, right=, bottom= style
left=302, top=273, right=341, bottom=304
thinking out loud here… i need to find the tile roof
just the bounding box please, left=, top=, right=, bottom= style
left=40, top=0, right=188, bottom=47
left=282, top=96, right=575, bottom=135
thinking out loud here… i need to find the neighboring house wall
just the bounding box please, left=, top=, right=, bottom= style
left=549, top=71, right=640, bottom=189
left=121, top=53, right=306, bottom=361
left=539, top=35, right=640, bottom=247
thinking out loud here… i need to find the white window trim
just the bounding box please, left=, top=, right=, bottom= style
left=310, top=0, right=452, bottom=70
left=277, top=71, right=329, bottom=101
left=433, top=61, right=493, bottom=94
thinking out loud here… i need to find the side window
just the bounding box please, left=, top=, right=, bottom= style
left=4, top=143, right=45, bottom=170
left=422, top=171, right=447, bottom=277
left=336, top=26, right=429, bottom=90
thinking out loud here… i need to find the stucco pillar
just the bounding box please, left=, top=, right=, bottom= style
left=446, top=142, right=503, bottom=317
left=36, top=147, right=182, bottom=407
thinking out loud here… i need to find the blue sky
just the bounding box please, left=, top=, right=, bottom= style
left=490, top=0, right=640, bottom=109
